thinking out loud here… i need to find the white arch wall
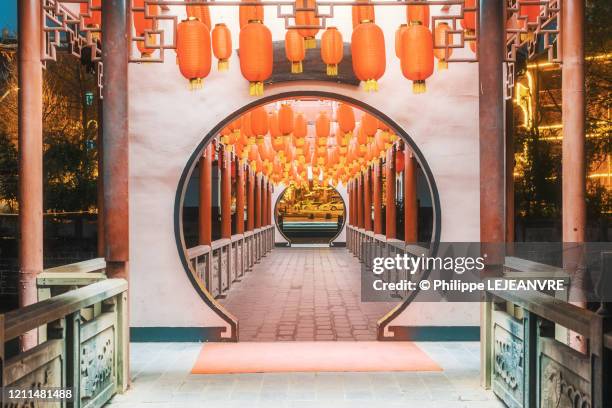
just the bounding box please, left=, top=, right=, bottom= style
left=129, top=5, right=480, bottom=334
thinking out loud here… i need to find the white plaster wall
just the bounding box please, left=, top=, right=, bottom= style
left=129, top=5, right=481, bottom=331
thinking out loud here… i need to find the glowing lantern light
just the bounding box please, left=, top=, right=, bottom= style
left=361, top=113, right=378, bottom=143
left=239, top=21, right=273, bottom=96
left=278, top=104, right=294, bottom=136
left=433, top=22, right=453, bottom=71
left=351, top=21, right=386, bottom=92
left=407, top=1, right=430, bottom=28
left=212, top=23, right=232, bottom=72
left=176, top=18, right=211, bottom=90
left=321, top=27, right=343, bottom=76
left=285, top=29, right=305, bottom=74
left=239, top=0, right=264, bottom=28
left=295, top=0, right=320, bottom=49
left=518, top=1, right=541, bottom=23
left=133, top=0, right=160, bottom=58
left=316, top=112, right=330, bottom=147
left=394, top=24, right=408, bottom=58
left=242, top=112, right=255, bottom=146
left=352, top=0, right=375, bottom=29
left=81, top=0, right=101, bottom=27
left=336, top=103, right=355, bottom=140
left=401, top=24, right=434, bottom=94
left=460, top=0, right=476, bottom=37
left=186, top=2, right=211, bottom=29
left=250, top=106, right=269, bottom=145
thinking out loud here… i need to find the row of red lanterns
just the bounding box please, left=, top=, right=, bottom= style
left=215, top=102, right=404, bottom=187
left=81, top=1, right=544, bottom=95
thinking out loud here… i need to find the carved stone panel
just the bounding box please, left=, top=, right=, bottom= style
left=220, top=247, right=229, bottom=292
left=492, top=312, right=525, bottom=408
left=211, top=250, right=220, bottom=297
left=539, top=343, right=591, bottom=408
left=80, top=326, right=115, bottom=405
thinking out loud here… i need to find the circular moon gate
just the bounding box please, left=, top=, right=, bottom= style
left=274, top=185, right=347, bottom=246
left=174, top=91, right=442, bottom=341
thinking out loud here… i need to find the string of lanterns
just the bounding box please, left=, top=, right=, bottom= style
left=166, top=0, right=489, bottom=94
left=81, top=1, right=543, bottom=94
left=215, top=101, right=403, bottom=188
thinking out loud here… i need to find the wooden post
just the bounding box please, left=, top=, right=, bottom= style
left=220, top=147, right=231, bottom=238
left=350, top=180, right=355, bottom=226
left=261, top=178, right=268, bottom=226
left=18, top=0, right=43, bottom=350
left=562, top=0, right=587, bottom=352
left=247, top=168, right=255, bottom=231
left=199, top=145, right=212, bottom=245
left=478, top=0, right=505, bottom=388
left=357, top=174, right=364, bottom=229
left=267, top=183, right=273, bottom=226
left=97, top=105, right=105, bottom=257
left=347, top=181, right=352, bottom=226
left=255, top=173, right=262, bottom=228
left=373, top=159, right=382, bottom=235
left=404, top=149, right=418, bottom=243
left=385, top=146, right=396, bottom=239
left=364, top=166, right=372, bottom=231
left=236, top=159, right=245, bottom=234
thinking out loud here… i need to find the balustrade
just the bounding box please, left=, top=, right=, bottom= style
left=1, top=279, right=129, bottom=408
left=187, top=225, right=275, bottom=299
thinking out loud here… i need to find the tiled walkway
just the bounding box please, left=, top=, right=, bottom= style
left=219, top=247, right=398, bottom=341
left=106, top=342, right=504, bottom=407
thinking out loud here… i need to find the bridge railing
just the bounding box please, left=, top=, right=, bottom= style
left=186, top=225, right=275, bottom=298
left=484, top=285, right=610, bottom=408
left=1, top=279, right=129, bottom=408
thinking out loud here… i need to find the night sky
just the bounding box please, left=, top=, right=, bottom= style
left=0, top=1, right=18, bottom=34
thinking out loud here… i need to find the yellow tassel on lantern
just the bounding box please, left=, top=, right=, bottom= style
left=189, top=78, right=204, bottom=90
left=291, top=61, right=303, bottom=74
left=363, top=79, right=379, bottom=92
left=249, top=81, right=265, bottom=96
left=304, top=37, right=316, bottom=49
left=326, top=64, right=338, bottom=76
left=437, top=59, right=448, bottom=71
left=218, top=59, right=229, bottom=72
left=412, top=80, right=427, bottom=94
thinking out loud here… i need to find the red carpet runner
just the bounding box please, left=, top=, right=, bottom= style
left=191, top=341, right=442, bottom=374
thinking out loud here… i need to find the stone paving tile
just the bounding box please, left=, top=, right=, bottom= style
left=219, top=247, right=398, bottom=341
left=106, top=342, right=505, bottom=408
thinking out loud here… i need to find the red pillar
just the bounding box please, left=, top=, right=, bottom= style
left=348, top=180, right=352, bottom=226
left=364, top=166, right=372, bottom=231
left=385, top=147, right=396, bottom=239
left=102, top=0, right=129, bottom=279
left=562, top=0, right=586, bottom=352
left=267, top=183, right=273, bottom=226
left=247, top=167, right=255, bottom=231
left=236, top=159, right=245, bottom=234
left=97, top=105, right=105, bottom=257
left=18, top=0, right=43, bottom=350
left=255, top=174, right=262, bottom=228
left=199, top=145, right=212, bottom=245
left=261, top=178, right=267, bottom=226
left=373, top=159, right=382, bottom=235
left=478, top=0, right=505, bottom=256
left=404, top=149, right=418, bottom=243
left=357, top=175, right=364, bottom=229
left=220, top=147, right=231, bottom=238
